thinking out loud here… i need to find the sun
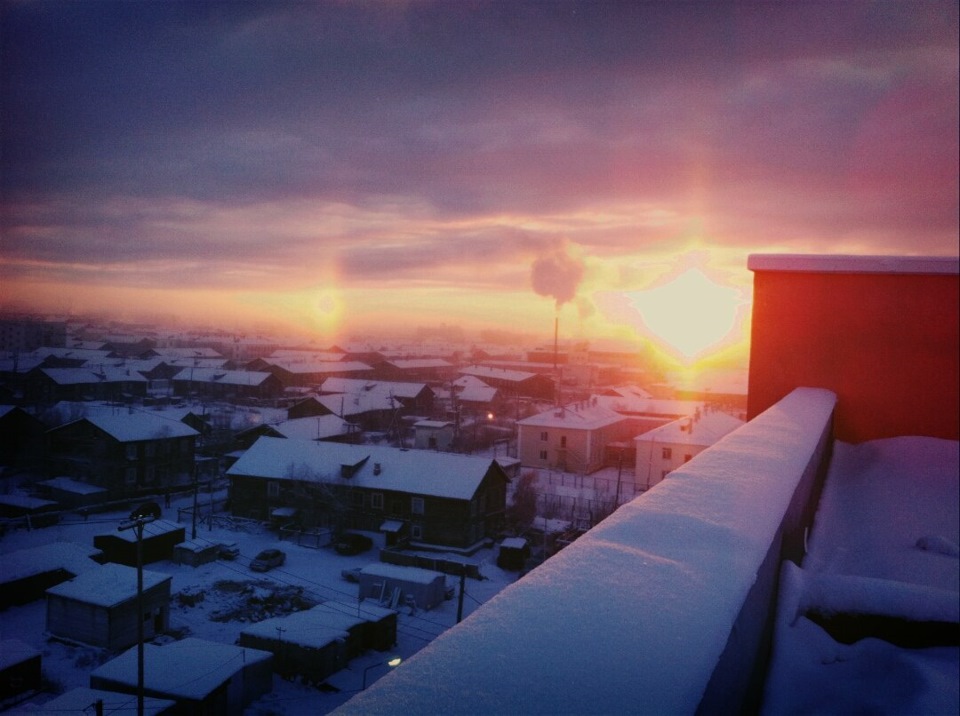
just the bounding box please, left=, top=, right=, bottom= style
left=625, top=267, right=743, bottom=361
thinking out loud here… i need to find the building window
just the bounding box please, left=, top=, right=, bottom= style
left=125, top=467, right=137, bottom=484
left=661, top=447, right=673, bottom=460
left=411, top=497, right=425, bottom=515
left=560, top=435, right=567, bottom=448
left=126, top=444, right=137, bottom=461
left=540, top=431, right=548, bottom=441
left=371, top=492, right=384, bottom=509
left=267, top=481, right=279, bottom=498
left=411, top=523, right=423, bottom=540
left=539, top=450, right=548, bottom=460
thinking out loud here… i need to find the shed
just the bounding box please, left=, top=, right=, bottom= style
left=0, top=639, right=41, bottom=706
left=315, top=600, right=398, bottom=652
left=172, top=537, right=220, bottom=567
left=497, top=537, right=531, bottom=571
left=45, top=563, right=171, bottom=651
left=0, top=542, right=102, bottom=610
left=90, top=638, right=273, bottom=715
left=93, top=519, right=185, bottom=566
left=240, top=611, right=350, bottom=683
left=36, top=686, right=176, bottom=715
left=358, top=563, right=447, bottom=611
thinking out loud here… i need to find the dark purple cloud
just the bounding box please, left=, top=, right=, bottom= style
left=1, top=0, right=957, bottom=298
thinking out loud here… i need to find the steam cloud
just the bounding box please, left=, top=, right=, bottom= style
left=531, top=242, right=586, bottom=309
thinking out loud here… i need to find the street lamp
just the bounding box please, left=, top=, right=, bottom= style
left=118, top=510, right=156, bottom=716
left=362, top=657, right=402, bottom=690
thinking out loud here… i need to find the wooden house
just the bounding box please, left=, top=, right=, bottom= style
left=46, top=413, right=198, bottom=498
left=0, top=542, right=102, bottom=610
left=227, top=437, right=508, bottom=550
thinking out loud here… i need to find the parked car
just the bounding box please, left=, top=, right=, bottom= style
left=250, top=548, right=285, bottom=572
left=218, top=542, right=240, bottom=560
left=334, top=532, right=373, bottom=556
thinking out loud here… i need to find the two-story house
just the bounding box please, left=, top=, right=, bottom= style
left=516, top=400, right=634, bottom=474
left=226, top=437, right=508, bottom=550
left=47, top=413, right=199, bottom=497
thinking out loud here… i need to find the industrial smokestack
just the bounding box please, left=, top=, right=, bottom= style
left=554, top=316, right=558, bottom=371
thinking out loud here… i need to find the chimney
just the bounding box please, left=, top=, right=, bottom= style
left=373, top=462, right=382, bottom=475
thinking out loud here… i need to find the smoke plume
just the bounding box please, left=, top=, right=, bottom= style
left=530, top=241, right=586, bottom=309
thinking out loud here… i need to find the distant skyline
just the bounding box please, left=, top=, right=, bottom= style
left=2, top=1, right=957, bottom=364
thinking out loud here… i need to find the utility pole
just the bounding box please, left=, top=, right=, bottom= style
left=456, top=565, right=466, bottom=623
left=118, top=511, right=156, bottom=716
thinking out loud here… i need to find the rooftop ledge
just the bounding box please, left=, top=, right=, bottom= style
left=747, top=254, right=959, bottom=275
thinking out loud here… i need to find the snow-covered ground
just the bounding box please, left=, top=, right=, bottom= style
left=762, top=436, right=960, bottom=714
left=0, top=495, right=520, bottom=715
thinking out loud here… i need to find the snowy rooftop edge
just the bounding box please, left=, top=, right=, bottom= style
left=335, top=387, right=838, bottom=716
left=747, top=254, right=959, bottom=275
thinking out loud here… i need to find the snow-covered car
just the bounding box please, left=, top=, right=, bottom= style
left=250, top=548, right=285, bottom=572
left=340, top=567, right=363, bottom=583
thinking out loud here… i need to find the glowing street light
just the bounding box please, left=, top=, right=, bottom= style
left=362, top=657, right=402, bottom=690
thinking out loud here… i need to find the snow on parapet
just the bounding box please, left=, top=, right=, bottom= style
left=334, top=388, right=837, bottom=716
left=748, top=254, right=959, bottom=275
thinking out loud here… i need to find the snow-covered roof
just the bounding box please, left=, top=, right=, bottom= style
left=38, top=366, right=148, bottom=385
left=460, top=364, right=538, bottom=383
left=316, top=391, right=401, bottom=416
left=517, top=401, right=626, bottom=430
left=33, top=686, right=176, bottom=715
left=268, top=415, right=353, bottom=440
left=172, top=367, right=273, bottom=386
left=37, top=476, right=107, bottom=495
left=0, top=541, right=101, bottom=583
left=0, top=494, right=57, bottom=510
left=59, top=413, right=199, bottom=442
left=241, top=610, right=351, bottom=649
left=269, top=359, right=372, bottom=374
left=804, top=436, right=959, bottom=593
left=384, top=358, right=452, bottom=369
left=227, top=437, right=500, bottom=500
left=361, top=563, right=444, bottom=585
left=592, top=394, right=703, bottom=418
left=91, top=638, right=271, bottom=699
left=451, top=375, right=499, bottom=403
left=103, top=519, right=184, bottom=543
left=321, top=377, right=428, bottom=399
left=747, top=253, right=959, bottom=275
left=46, top=562, right=171, bottom=607
left=635, top=410, right=745, bottom=447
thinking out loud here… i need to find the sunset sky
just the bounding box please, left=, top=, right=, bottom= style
left=1, top=1, right=957, bottom=362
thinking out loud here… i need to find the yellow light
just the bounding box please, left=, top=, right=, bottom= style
left=625, top=267, right=743, bottom=362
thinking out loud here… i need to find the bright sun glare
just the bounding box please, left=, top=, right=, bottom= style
left=627, top=268, right=742, bottom=361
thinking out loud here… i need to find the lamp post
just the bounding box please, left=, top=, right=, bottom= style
left=118, top=511, right=156, bottom=716
left=362, top=657, right=402, bottom=690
